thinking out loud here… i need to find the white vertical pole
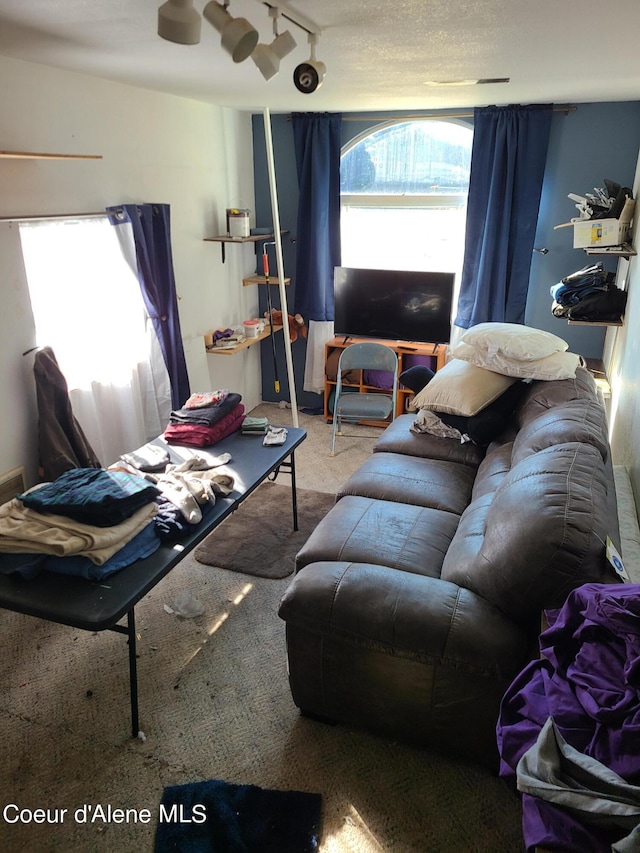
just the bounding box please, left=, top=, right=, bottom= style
left=263, top=106, right=299, bottom=428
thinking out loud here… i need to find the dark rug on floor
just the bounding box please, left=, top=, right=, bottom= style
left=154, top=778, right=322, bottom=853
left=194, top=482, right=335, bottom=579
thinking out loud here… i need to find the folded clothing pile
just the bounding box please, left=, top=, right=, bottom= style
left=241, top=416, right=269, bottom=435
left=164, top=391, right=245, bottom=447
left=409, top=324, right=581, bottom=447
left=550, top=262, right=627, bottom=323
left=112, top=446, right=236, bottom=541
left=0, top=467, right=161, bottom=580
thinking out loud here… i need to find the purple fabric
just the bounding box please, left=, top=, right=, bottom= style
left=402, top=354, right=438, bottom=372
left=497, top=583, right=640, bottom=852
left=363, top=369, right=394, bottom=389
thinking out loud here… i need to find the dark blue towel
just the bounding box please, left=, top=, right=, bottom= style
left=154, top=779, right=321, bottom=853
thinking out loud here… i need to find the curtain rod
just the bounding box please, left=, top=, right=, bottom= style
left=287, top=105, right=576, bottom=121
left=0, top=211, right=107, bottom=224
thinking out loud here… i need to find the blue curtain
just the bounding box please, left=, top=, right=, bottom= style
left=455, top=104, right=553, bottom=329
left=107, top=203, right=190, bottom=409
left=292, top=112, right=342, bottom=321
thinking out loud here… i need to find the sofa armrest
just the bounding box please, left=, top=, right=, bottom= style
left=279, top=561, right=533, bottom=766
left=280, top=561, right=529, bottom=677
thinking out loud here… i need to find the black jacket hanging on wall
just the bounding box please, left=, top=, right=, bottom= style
left=33, top=346, right=102, bottom=481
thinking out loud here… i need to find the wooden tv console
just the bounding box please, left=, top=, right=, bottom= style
left=324, top=336, right=448, bottom=426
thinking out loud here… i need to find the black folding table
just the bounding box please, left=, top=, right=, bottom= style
left=0, top=426, right=306, bottom=736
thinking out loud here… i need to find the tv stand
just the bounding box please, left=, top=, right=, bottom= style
left=324, top=336, right=447, bottom=426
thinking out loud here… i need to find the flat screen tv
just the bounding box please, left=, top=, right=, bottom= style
left=334, top=267, right=454, bottom=344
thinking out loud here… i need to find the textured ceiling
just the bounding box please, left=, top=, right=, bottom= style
left=0, top=0, right=639, bottom=112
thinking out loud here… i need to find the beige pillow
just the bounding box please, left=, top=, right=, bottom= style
left=409, top=358, right=517, bottom=416
left=451, top=341, right=580, bottom=381
left=458, top=322, right=568, bottom=362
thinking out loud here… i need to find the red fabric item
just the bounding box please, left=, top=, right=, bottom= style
left=164, top=404, right=245, bottom=447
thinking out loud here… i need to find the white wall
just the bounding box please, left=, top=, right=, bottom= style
left=0, top=55, right=264, bottom=485
left=604, top=147, right=640, bottom=500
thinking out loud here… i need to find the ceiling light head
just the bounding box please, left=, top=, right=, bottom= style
left=203, top=1, right=259, bottom=63
left=157, top=0, right=202, bottom=45
left=252, top=8, right=297, bottom=83
left=293, top=32, right=325, bottom=94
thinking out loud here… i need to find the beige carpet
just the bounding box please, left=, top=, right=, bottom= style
left=194, top=483, right=337, bottom=579
left=0, top=404, right=525, bottom=852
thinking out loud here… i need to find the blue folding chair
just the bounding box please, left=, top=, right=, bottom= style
left=330, top=342, right=399, bottom=456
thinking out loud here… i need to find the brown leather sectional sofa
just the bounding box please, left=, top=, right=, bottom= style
left=278, top=367, right=621, bottom=768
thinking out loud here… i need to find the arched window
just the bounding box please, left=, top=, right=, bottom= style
left=340, top=120, right=473, bottom=280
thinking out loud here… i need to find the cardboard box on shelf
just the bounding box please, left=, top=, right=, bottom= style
left=573, top=218, right=630, bottom=249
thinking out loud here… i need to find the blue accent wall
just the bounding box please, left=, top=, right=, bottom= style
left=254, top=102, right=640, bottom=402
left=526, top=101, right=640, bottom=357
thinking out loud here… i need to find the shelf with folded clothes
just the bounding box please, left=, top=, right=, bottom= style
left=567, top=318, right=624, bottom=326
left=582, top=242, right=636, bottom=257
left=205, top=324, right=283, bottom=355
left=550, top=259, right=627, bottom=327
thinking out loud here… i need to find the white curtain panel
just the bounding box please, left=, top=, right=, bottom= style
left=19, top=217, right=171, bottom=467
left=303, top=320, right=335, bottom=395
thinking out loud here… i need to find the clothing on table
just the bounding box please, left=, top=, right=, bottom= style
left=18, top=468, right=160, bottom=527
left=183, top=390, right=229, bottom=410
left=164, top=404, right=245, bottom=447
left=120, top=444, right=171, bottom=473
left=241, top=416, right=269, bottom=435
left=168, top=393, right=241, bottom=426
left=10, top=519, right=161, bottom=581
left=0, top=499, right=158, bottom=564
left=153, top=495, right=206, bottom=543
left=153, top=469, right=235, bottom=524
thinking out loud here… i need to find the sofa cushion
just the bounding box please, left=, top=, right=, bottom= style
left=295, top=495, right=460, bottom=579
left=457, top=322, right=569, bottom=361
left=515, top=367, right=598, bottom=426
left=410, top=358, right=517, bottom=416
left=374, top=415, right=485, bottom=468
left=441, top=443, right=619, bottom=622
left=511, top=398, right=610, bottom=466
left=337, top=451, right=476, bottom=515
left=469, top=439, right=514, bottom=501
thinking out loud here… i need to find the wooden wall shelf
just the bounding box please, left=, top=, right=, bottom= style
left=203, top=230, right=289, bottom=262
left=242, top=275, right=290, bottom=286
left=0, top=150, right=102, bottom=160
left=205, top=325, right=283, bottom=355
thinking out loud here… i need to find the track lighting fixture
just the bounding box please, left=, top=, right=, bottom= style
left=157, top=0, right=202, bottom=45
left=252, top=7, right=297, bottom=81
left=203, top=1, right=259, bottom=63
left=157, top=1, right=324, bottom=89
left=293, top=32, right=325, bottom=94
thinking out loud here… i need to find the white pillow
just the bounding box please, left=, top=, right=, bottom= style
left=451, top=341, right=580, bottom=381
left=458, top=323, right=569, bottom=362
left=410, top=358, right=517, bottom=416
